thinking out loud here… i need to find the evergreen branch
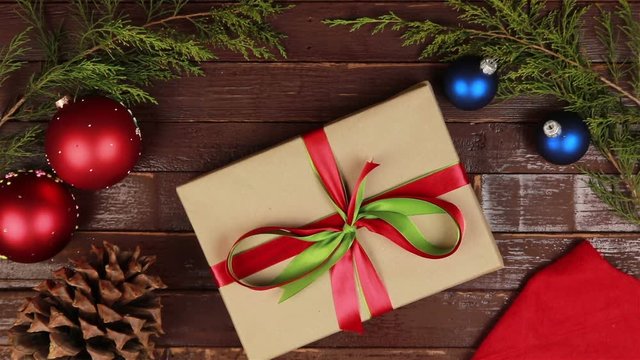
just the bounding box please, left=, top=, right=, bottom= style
left=586, top=170, right=640, bottom=224
left=144, top=11, right=210, bottom=27
left=0, top=27, right=31, bottom=88
left=616, top=0, right=640, bottom=97
left=0, top=0, right=289, bottom=127
left=16, top=0, right=63, bottom=69
left=0, top=125, right=42, bottom=175
left=596, top=6, right=623, bottom=84
left=1, top=98, right=28, bottom=127
left=327, top=0, right=640, bottom=225
left=603, top=148, right=639, bottom=205
left=468, top=28, right=640, bottom=107
left=325, top=9, right=640, bottom=108
left=137, top=0, right=189, bottom=22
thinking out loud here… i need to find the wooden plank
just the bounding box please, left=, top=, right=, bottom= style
left=3, top=122, right=614, bottom=174
left=481, top=174, right=640, bottom=232
left=1, top=62, right=564, bottom=123
left=0, top=290, right=510, bottom=347
left=0, top=2, right=630, bottom=62
left=0, top=346, right=476, bottom=360
left=0, top=232, right=636, bottom=291
left=0, top=232, right=212, bottom=290
left=61, top=172, right=639, bottom=232
left=75, top=172, right=192, bottom=231
left=120, top=121, right=617, bottom=173
left=492, top=233, right=640, bottom=288
left=157, top=347, right=476, bottom=360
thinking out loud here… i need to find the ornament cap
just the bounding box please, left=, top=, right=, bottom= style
left=55, top=96, right=71, bottom=109
left=543, top=120, right=562, bottom=138
left=480, top=58, right=498, bottom=75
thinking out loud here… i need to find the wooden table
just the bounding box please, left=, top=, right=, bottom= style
left=1, top=1, right=639, bottom=359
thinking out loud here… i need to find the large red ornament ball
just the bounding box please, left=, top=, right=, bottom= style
left=0, top=170, right=79, bottom=263
left=45, top=96, right=142, bottom=190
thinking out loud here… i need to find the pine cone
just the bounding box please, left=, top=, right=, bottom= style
left=9, top=242, right=167, bottom=360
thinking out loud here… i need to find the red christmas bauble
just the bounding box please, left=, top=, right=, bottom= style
left=45, top=96, right=142, bottom=190
left=0, top=170, right=79, bottom=263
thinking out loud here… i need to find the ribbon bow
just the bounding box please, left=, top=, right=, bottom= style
left=213, top=129, right=468, bottom=333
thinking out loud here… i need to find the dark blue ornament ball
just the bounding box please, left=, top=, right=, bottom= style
left=536, top=112, right=590, bottom=165
left=443, top=56, right=498, bottom=111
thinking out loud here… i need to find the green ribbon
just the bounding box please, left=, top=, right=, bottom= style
left=258, top=183, right=459, bottom=302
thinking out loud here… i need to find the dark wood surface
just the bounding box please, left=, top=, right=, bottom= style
left=1, top=1, right=639, bottom=359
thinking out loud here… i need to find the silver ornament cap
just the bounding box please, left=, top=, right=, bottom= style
left=543, top=120, right=562, bottom=138
left=480, top=58, right=498, bottom=75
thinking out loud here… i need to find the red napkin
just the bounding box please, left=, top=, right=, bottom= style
left=474, top=241, right=640, bottom=360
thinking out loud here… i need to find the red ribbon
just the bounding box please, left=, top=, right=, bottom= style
left=212, top=129, right=469, bottom=333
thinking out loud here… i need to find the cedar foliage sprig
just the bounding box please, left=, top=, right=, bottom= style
left=325, top=0, right=640, bottom=226
left=0, top=0, right=289, bottom=171
left=0, top=126, right=42, bottom=175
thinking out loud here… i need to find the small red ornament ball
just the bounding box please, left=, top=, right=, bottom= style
left=45, top=96, right=142, bottom=190
left=0, top=171, right=78, bottom=263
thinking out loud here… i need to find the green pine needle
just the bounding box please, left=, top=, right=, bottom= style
left=0, top=27, right=31, bottom=88
left=326, top=0, right=640, bottom=225
left=0, top=126, right=42, bottom=175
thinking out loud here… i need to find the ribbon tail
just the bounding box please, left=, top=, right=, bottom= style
left=352, top=241, right=393, bottom=317
left=330, top=247, right=363, bottom=333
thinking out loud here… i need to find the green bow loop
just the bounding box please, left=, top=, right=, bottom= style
left=360, top=197, right=447, bottom=216
left=272, top=199, right=458, bottom=301
left=277, top=231, right=355, bottom=302
left=360, top=198, right=460, bottom=256
left=252, top=171, right=460, bottom=303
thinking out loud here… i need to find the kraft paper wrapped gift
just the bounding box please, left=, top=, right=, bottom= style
left=177, top=82, right=503, bottom=360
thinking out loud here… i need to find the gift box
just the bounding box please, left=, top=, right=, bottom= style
left=177, top=82, right=503, bottom=359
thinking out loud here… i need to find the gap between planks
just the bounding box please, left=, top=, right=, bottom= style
left=0, top=346, right=477, bottom=360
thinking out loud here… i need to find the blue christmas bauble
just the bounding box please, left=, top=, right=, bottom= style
left=536, top=112, right=590, bottom=165
left=443, top=56, right=499, bottom=110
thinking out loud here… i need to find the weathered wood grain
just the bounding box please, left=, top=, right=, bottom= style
left=65, top=172, right=639, bottom=232
left=1, top=62, right=565, bottom=124
left=494, top=233, right=640, bottom=287
left=3, top=121, right=614, bottom=174
left=481, top=174, right=640, bottom=232
left=157, top=347, right=476, bottom=360
left=0, top=346, right=476, bottom=360
left=0, top=290, right=510, bottom=347
left=0, top=2, right=632, bottom=62
left=0, top=232, right=212, bottom=290
left=132, top=62, right=566, bottom=124
left=0, top=232, right=635, bottom=291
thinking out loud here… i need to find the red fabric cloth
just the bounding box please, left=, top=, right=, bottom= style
left=474, top=241, right=640, bottom=360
